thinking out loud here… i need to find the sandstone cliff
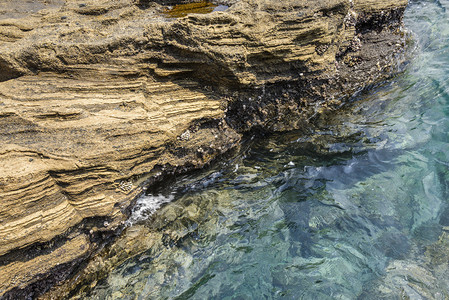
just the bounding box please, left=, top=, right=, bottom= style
left=0, top=0, right=408, bottom=298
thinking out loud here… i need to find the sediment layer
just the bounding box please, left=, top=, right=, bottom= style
left=0, top=0, right=408, bottom=297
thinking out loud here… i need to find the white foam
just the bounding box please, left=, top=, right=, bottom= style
left=126, top=194, right=174, bottom=226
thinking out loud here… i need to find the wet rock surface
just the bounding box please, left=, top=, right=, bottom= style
left=0, top=0, right=408, bottom=297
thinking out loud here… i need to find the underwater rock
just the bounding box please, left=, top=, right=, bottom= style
left=0, top=0, right=408, bottom=297
left=360, top=231, right=449, bottom=299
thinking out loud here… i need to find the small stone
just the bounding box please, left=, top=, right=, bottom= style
left=179, top=130, right=191, bottom=141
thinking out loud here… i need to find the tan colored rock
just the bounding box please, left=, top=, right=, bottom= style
left=0, top=73, right=232, bottom=252
left=0, top=0, right=408, bottom=297
left=0, top=234, right=90, bottom=296
left=0, top=71, right=240, bottom=298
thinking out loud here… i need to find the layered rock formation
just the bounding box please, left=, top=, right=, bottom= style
left=0, top=0, right=408, bottom=298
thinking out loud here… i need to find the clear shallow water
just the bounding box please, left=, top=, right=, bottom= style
left=86, top=1, right=449, bottom=299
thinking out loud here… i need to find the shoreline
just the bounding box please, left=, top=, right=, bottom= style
left=0, top=0, right=409, bottom=298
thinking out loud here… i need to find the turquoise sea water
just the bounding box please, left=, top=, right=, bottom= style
left=86, top=1, right=449, bottom=298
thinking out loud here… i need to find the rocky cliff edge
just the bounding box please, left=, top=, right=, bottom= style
left=0, top=0, right=408, bottom=297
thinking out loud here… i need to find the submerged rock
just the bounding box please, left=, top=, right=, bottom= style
left=0, top=0, right=408, bottom=297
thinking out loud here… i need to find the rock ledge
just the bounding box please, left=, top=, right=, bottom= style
left=0, top=0, right=408, bottom=297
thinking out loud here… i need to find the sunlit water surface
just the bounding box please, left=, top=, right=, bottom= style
left=86, top=1, right=449, bottom=299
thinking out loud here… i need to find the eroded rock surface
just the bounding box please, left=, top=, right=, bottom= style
left=0, top=0, right=408, bottom=297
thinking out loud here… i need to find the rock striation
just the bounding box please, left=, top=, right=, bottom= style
left=0, top=0, right=408, bottom=298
